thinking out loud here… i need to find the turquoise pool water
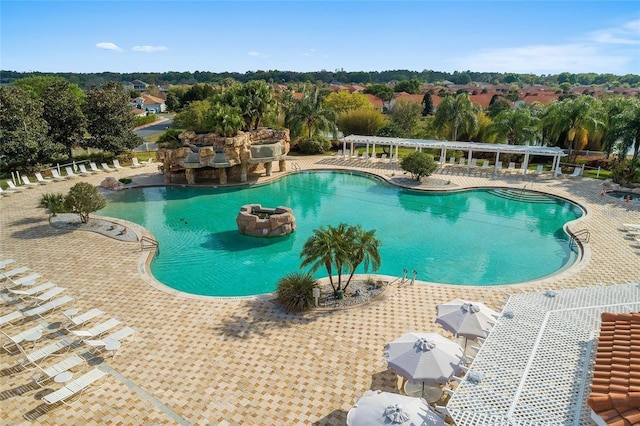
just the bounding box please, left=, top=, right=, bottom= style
left=98, top=171, right=583, bottom=296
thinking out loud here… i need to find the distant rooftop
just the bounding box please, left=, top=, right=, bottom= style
left=445, top=282, right=640, bottom=426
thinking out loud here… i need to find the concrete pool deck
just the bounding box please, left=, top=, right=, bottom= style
left=1, top=156, right=638, bottom=425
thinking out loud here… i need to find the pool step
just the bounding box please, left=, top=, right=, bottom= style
left=488, top=189, right=555, bottom=203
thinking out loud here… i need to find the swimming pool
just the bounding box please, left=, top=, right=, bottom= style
left=98, top=171, right=583, bottom=296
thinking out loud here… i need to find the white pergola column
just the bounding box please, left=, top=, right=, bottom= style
left=365, top=142, right=370, bottom=159
left=342, top=139, right=347, bottom=156
left=372, top=143, right=376, bottom=159
left=494, top=151, right=501, bottom=173
left=440, top=146, right=446, bottom=167
left=522, top=151, right=530, bottom=175
left=467, top=149, right=473, bottom=172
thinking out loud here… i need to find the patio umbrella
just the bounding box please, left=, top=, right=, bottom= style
left=435, top=299, right=498, bottom=339
left=384, top=332, right=464, bottom=386
left=346, top=390, right=446, bottom=426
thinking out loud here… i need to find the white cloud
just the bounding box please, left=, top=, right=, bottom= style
left=132, top=45, right=168, bottom=53
left=248, top=51, right=270, bottom=58
left=589, top=19, right=640, bottom=45
left=96, top=42, right=122, bottom=52
left=248, top=51, right=260, bottom=56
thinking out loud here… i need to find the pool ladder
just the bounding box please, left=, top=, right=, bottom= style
left=140, top=236, right=159, bottom=256
left=569, top=229, right=590, bottom=249
left=291, top=162, right=301, bottom=172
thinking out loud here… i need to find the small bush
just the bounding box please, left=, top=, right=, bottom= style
left=119, top=178, right=132, bottom=184
left=297, top=137, right=331, bottom=155
left=276, top=271, right=319, bottom=313
left=64, top=182, right=106, bottom=223
left=39, top=193, right=66, bottom=217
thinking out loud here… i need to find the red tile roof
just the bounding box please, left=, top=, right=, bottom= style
left=588, top=312, right=640, bottom=426
left=362, top=93, right=383, bottom=109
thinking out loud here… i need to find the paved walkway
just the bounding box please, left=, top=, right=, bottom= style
left=1, top=157, right=638, bottom=425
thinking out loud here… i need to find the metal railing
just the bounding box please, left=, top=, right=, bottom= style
left=140, top=236, right=159, bottom=256
left=569, top=229, right=590, bottom=249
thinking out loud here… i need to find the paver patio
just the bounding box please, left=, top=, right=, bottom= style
left=1, top=157, right=638, bottom=425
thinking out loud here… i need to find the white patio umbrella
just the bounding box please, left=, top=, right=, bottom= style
left=434, top=299, right=498, bottom=339
left=346, top=390, right=446, bottom=426
left=384, top=332, right=464, bottom=386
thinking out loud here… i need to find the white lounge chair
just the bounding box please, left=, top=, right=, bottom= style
left=35, top=172, right=53, bottom=184
left=9, top=281, right=56, bottom=298
left=85, top=326, right=136, bottom=350
left=0, top=266, right=30, bottom=281
left=0, top=186, right=17, bottom=196
left=72, top=318, right=121, bottom=339
left=51, top=169, right=70, bottom=180
left=22, top=295, right=73, bottom=319
left=65, top=166, right=80, bottom=178
left=22, top=287, right=66, bottom=306
left=89, top=162, right=104, bottom=173
left=336, top=149, right=342, bottom=157
left=64, top=308, right=104, bottom=330
left=78, top=164, right=95, bottom=175
left=112, top=159, right=125, bottom=170
left=33, top=353, right=86, bottom=387
left=0, top=311, right=23, bottom=328
left=17, top=337, right=74, bottom=368
left=0, top=258, right=15, bottom=269
left=21, top=176, right=39, bottom=187
left=469, top=158, right=477, bottom=168
left=459, top=157, right=465, bottom=167
left=481, top=160, right=490, bottom=169
left=494, top=161, right=503, bottom=172
left=101, top=162, right=115, bottom=172
left=42, top=367, right=106, bottom=406
left=568, top=166, right=583, bottom=177
left=622, top=223, right=640, bottom=230
left=6, top=180, right=25, bottom=191
left=380, top=154, right=387, bottom=162
left=7, top=272, right=42, bottom=288
left=2, top=324, right=46, bottom=352
left=507, top=162, right=516, bottom=172
left=534, top=164, right=544, bottom=175
left=130, top=158, right=144, bottom=168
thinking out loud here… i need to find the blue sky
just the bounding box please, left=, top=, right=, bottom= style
left=2, top=1, right=639, bottom=75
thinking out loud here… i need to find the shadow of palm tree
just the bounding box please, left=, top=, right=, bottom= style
left=11, top=224, right=72, bottom=240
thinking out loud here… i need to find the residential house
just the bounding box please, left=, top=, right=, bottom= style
left=131, top=79, right=149, bottom=92
left=133, top=94, right=167, bottom=113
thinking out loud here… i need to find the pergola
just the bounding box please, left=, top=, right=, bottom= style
left=340, top=135, right=568, bottom=177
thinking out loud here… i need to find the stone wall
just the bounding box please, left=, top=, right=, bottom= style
left=236, top=204, right=296, bottom=238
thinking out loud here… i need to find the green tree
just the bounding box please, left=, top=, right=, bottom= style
left=433, top=93, right=479, bottom=141
left=421, top=92, right=434, bottom=116
left=376, top=122, right=404, bottom=138
left=486, top=95, right=511, bottom=118
left=606, top=97, right=640, bottom=161
left=400, top=151, right=438, bottom=181
left=39, top=192, right=66, bottom=219
left=83, top=82, right=142, bottom=154
left=15, top=76, right=84, bottom=101
left=0, top=86, right=58, bottom=165
left=487, top=108, right=540, bottom=145
left=394, top=79, right=421, bottom=94
left=391, top=98, right=422, bottom=136
left=174, top=99, right=213, bottom=133
left=363, top=83, right=394, bottom=104
left=208, top=104, right=244, bottom=137
left=236, top=80, right=274, bottom=130
left=276, top=271, right=319, bottom=313
left=324, top=90, right=372, bottom=114
left=337, top=108, right=388, bottom=136
left=64, top=182, right=106, bottom=223
left=542, top=96, right=606, bottom=160
left=300, top=223, right=381, bottom=296
left=42, top=80, right=86, bottom=158
left=165, top=91, right=181, bottom=112
left=289, top=87, right=338, bottom=139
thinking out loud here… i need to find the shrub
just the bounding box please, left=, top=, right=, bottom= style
left=39, top=192, right=66, bottom=218
left=400, top=151, right=438, bottom=181
left=298, top=136, right=331, bottom=155
left=64, top=182, right=106, bottom=223
left=119, top=178, right=132, bottom=184
left=276, top=271, right=319, bottom=313
left=158, top=129, right=183, bottom=148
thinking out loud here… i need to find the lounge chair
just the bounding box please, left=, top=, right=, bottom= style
left=0, top=311, right=24, bottom=328
left=64, top=308, right=104, bottom=330
left=459, top=157, right=465, bottom=167
left=33, top=353, right=86, bottom=387
left=89, top=162, right=104, bottom=173
left=35, top=172, right=53, bottom=184
left=494, top=161, right=503, bottom=172
left=65, top=166, right=80, bottom=178
left=568, top=166, right=583, bottom=177
left=17, top=337, right=74, bottom=369
left=533, top=164, right=544, bottom=175
left=6, top=180, right=25, bottom=191
left=507, top=162, right=516, bottom=172
left=112, top=159, right=125, bottom=170
left=22, top=287, right=66, bottom=306
left=72, top=318, right=121, bottom=339
left=9, top=281, right=56, bottom=298
left=22, top=295, right=73, bottom=319
left=0, top=266, right=30, bottom=281
left=0, top=258, right=15, bottom=269
left=0, top=186, right=17, bottom=196
left=42, top=367, right=106, bottom=406
left=380, top=154, right=387, bottom=162
left=2, top=324, right=46, bottom=353
left=448, top=157, right=456, bottom=166
left=85, top=326, right=136, bottom=351
left=130, top=158, right=144, bottom=168
left=481, top=160, right=490, bottom=169
left=7, top=272, right=42, bottom=288
left=101, top=162, right=115, bottom=172
left=622, top=223, right=640, bottom=230
left=51, top=169, right=70, bottom=180
left=78, top=164, right=95, bottom=175
left=470, top=158, right=477, bottom=168
left=21, top=176, right=39, bottom=187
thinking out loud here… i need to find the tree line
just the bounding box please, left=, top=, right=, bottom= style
left=2, top=69, right=639, bottom=89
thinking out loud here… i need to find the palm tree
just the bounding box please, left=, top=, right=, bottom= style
left=433, top=92, right=479, bottom=141
left=606, top=97, right=640, bottom=161
left=488, top=107, right=540, bottom=145
left=237, top=80, right=274, bottom=130
left=289, top=87, right=338, bottom=139
left=343, top=225, right=381, bottom=291
left=542, top=96, right=606, bottom=161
